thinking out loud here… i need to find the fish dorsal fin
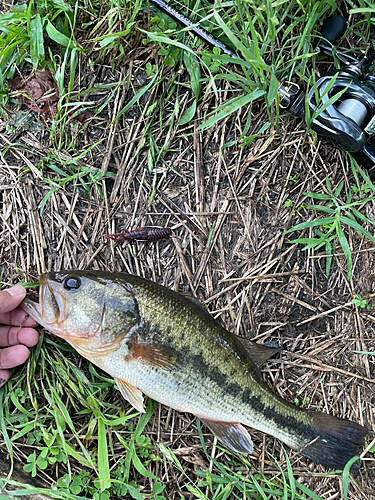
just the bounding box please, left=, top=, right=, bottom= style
left=198, top=417, right=253, bottom=455
left=115, top=378, right=145, bottom=413
left=236, top=337, right=282, bottom=369
left=180, top=292, right=207, bottom=311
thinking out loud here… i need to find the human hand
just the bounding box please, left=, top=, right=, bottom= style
left=0, top=285, right=39, bottom=387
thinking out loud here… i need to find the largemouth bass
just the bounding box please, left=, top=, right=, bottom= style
left=21, top=270, right=368, bottom=470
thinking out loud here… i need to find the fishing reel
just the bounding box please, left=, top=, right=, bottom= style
left=279, top=15, right=375, bottom=175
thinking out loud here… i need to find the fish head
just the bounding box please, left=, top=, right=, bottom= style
left=21, top=270, right=140, bottom=357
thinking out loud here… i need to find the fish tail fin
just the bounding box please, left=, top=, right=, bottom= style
left=301, top=412, right=368, bottom=471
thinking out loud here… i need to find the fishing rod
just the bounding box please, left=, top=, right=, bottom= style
left=148, top=1, right=375, bottom=175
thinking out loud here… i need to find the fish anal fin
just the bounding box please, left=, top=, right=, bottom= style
left=127, top=342, right=179, bottom=371
left=198, top=417, right=253, bottom=455
left=115, top=378, right=145, bottom=413
left=236, top=337, right=282, bottom=369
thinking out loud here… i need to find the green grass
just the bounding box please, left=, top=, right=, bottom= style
left=285, top=162, right=375, bottom=279
left=1, top=336, right=162, bottom=499
left=158, top=421, right=327, bottom=500
left=1, top=332, right=364, bottom=499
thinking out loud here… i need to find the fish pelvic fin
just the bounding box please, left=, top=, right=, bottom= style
left=198, top=417, right=253, bottom=455
left=301, top=411, right=368, bottom=471
left=115, top=378, right=145, bottom=413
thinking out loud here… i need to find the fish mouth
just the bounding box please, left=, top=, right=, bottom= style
left=21, top=294, right=41, bottom=321
left=44, top=282, right=68, bottom=326
left=21, top=273, right=68, bottom=332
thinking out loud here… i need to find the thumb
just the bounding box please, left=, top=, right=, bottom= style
left=0, top=286, right=26, bottom=314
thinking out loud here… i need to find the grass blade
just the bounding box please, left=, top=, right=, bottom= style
left=285, top=217, right=336, bottom=233
left=198, top=89, right=265, bottom=130
left=97, top=417, right=111, bottom=491
left=29, top=13, right=44, bottom=69
left=336, top=221, right=352, bottom=279
left=340, top=215, right=375, bottom=244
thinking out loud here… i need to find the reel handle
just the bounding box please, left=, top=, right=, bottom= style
left=320, top=14, right=347, bottom=45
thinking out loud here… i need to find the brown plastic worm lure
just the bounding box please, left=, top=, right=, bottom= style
left=102, top=227, right=172, bottom=243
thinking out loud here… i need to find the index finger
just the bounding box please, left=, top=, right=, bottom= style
left=0, top=286, right=26, bottom=314
left=0, top=307, right=39, bottom=327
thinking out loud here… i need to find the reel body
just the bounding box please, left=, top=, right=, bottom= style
left=288, top=65, right=375, bottom=173
left=285, top=15, right=375, bottom=174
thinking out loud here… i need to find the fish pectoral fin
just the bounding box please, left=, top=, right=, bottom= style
left=236, top=337, right=282, bottom=369
left=115, top=378, right=145, bottom=413
left=198, top=417, right=253, bottom=455
left=128, top=342, right=179, bottom=371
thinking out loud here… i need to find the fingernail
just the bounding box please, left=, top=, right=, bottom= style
left=5, top=285, right=26, bottom=298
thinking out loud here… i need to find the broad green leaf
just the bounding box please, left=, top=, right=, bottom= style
left=285, top=217, right=335, bottom=233
left=0, top=390, right=13, bottom=465
left=304, top=192, right=334, bottom=200
left=115, top=71, right=159, bottom=122
left=177, top=100, right=196, bottom=126
left=287, top=237, right=320, bottom=245
left=45, top=19, right=72, bottom=47
left=336, top=223, right=352, bottom=279
left=350, top=207, right=375, bottom=227
left=198, top=90, right=265, bottom=130
left=349, top=7, right=375, bottom=13
left=125, top=484, right=145, bottom=500
left=131, top=447, right=157, bottom=479
left=60, top=441, right=92, bottom=468
left=39, top=186, right=59, bottom=215
left=213, top=11, right=253, bottom=64
left=326, top=175, right=332, bottom=194
left=296, top=481, right=329, bottom=500
left=325, top=240, right=333, bottom=276
left=50, top=0, right=73, bottom=12
left=306, top=204, right=335, bottom=214
left=334, top=180, right=344, bottom=197
left=11, top=422, right=35, bottom=441
left=356, top=164, right=375, bottom=193
left=342, top=457, right=361, bottom=500
left=142, top=30, right=196, bottom=55
left=183, top=50, right=201, bottom=100
left=97, top=418, right=110, bottom=490
left=313, top=84, right=349, bottom=120
left=29, top=13, right=44, bottom=69
left=340, top=215, right=375, bottom=244
left=267, top=71, right=279, bottom=105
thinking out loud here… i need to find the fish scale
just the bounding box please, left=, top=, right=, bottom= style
left=21, top=270, right=368, bottom=471
left=129, top=277, right=311, bottom=437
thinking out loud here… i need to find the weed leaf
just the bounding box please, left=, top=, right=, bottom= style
left=198, top=90, right=265, bottom=130
left=306, top=204, right=335, bottom=214
left=177, top=100, right=196, bottom=126
left=45, top=19, right=72, bottom=48
left=340, top=216, right=375, bottom=244
left=97, top=418, right=111, bottom=490
left=285, top=217, right=335, bottom=233
left=336, top=222, right=352, bottom=279
left=29, top=13, right=44, bottom=69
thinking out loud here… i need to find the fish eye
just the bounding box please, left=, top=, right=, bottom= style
left=63, top=276, right=82, bottom=291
